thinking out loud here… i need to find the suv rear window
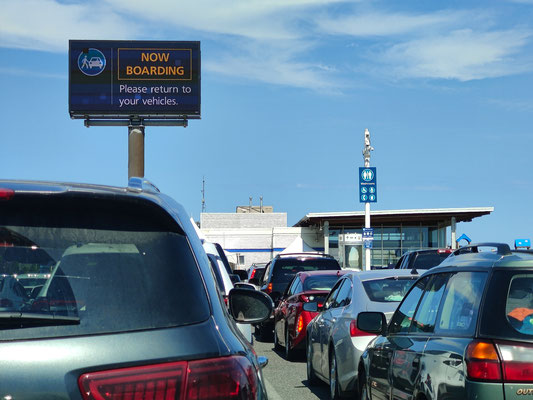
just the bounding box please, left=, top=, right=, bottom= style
left=506, top=274, right=533, bottom=336
left=0, top=196, right=210, bottom=340
left=411, top=252, right=450, bottom=269
left=272, top=258, right=341, bottom=284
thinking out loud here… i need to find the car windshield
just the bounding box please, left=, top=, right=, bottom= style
left=273, top=258, right=340, bottom=284
left=362, top=277, right=418, bottom=302
left=0, top=197, right=210, bottom=340
left=303, top=275, right=341, bottom=291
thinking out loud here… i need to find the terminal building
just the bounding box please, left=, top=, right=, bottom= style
left=200, top=205, right=493, bottom=270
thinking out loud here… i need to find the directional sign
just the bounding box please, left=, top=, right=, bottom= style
left=359, top=167, right=377, bottom=203
left=363, top=240, right=373, bottom=249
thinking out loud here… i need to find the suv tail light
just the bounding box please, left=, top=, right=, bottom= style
left=79, top=356, right=258, bottom=400
left=496, top=341, right=533, bottom=382
left=466, top=341, right=502, bottom=381
left=266, top=283, right=273, bottom=294
left=467, top=340, right=533, bottom=383
left=350, top=320, right=375, bottom=337
left=0, top=188, right=14, bottom=201
left=250, top=269, right=256, bottom=279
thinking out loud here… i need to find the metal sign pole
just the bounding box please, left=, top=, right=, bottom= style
left=128, top=123, right=145, bottom=179
left=363, top=129, right=374, bottom=271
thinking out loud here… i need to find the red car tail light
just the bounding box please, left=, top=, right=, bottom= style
left=496, top=341, right=533, bottom=382
left=296, top=314, right=304, bottom=335
left=466, top=341, right=502, bottom=381
left=350, top=320, right=375, bottom=337
left=266, top=283, right=273, bottom=294
left=0, top=188, right=14, bottom=201
left=250, top=269, right=256, bottom=279
left=79, top=356, right=258, bottom=400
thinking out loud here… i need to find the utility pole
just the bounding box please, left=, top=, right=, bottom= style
left=362, top=129, right=374, bottom=271
left=201, top=177, right=206, bottom=213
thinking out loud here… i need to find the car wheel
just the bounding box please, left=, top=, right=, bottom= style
left=329, top=350, right=341, bottom=400
left=285, top=325, right=294, bottom=361
left=273, top=325, right=282, bottom=351
left=306, top=340, right=319, bottom=386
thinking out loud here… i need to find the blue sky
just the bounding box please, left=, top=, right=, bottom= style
left=0, top=0, right=532, bottom=247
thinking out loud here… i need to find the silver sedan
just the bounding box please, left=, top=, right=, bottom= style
left=305, top=269, right=419, bottom=399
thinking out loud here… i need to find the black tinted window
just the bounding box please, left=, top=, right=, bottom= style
left=272, top=258, right=340, bottom=284
left=410, top=252, right=450, bottom=269
left=0, top=198, right=210, bottom=340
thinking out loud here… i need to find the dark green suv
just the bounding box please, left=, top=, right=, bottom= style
left=357, top=243, right=533, bottom=400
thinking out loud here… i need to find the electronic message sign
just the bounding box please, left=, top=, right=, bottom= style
left=69, top=40, right=200, bottom=119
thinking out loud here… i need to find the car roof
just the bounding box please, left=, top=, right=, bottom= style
left=297, top=270, right=349, bottom=280
left=346, top=268, right=420, bottom=281
left=435, top=243, right=533, bottom=270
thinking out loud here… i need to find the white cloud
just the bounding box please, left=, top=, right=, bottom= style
left=316, top=10, right=468, bottom=37
left=378, top=29, right=532, bottom=80
left=0, top=0, right=134, bottom=52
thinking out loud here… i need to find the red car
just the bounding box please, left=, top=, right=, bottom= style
left=273, top=270, right=349, bottom=360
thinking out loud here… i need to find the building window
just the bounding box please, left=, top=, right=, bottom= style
left=238, top=255, right=245, bottom=266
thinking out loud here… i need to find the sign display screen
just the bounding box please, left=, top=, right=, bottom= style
left=69, top=40, right=200, bottom=119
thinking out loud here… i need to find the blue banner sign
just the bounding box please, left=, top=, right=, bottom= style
left=359, top=167, right=377, bottom=203
left=69, top=40, right=201, bottom=119
left=363, top=228, right=374, bottom=239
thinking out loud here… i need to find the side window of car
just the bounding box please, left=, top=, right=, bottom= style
left=262, top=262, right=272, bottom=285
left=324, top=279, right=343, bottom=310
left=389, top=276, right=430, bottom=334
left=333, top=278, right=352, bottom=308
left=410, top=273, right=450, bottom=333
left=294, top=279, right=303, bottom=295
left=435, top=271, right=487, bottom=336
left=285, top=276, right=298, bottom=296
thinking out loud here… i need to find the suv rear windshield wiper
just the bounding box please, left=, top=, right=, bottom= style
left=0, top=312, right=80, bottom=329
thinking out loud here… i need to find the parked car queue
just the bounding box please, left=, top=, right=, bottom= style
left=240, top=243, right=533, bottom=400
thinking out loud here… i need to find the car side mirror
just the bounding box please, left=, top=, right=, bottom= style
left=303, top=301, right=320, bottom=312
left=357, top=311, right=387, bottom=335
left=228, top=288, right=273, bottom=324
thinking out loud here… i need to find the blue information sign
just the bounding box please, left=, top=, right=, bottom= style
left=359, top=167, right=377, bottom=203
left=363, top=228, right=374, bottom=239
left=69, top=40, right=201, bottom=119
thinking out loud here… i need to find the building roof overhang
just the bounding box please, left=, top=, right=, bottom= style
left=293, top=207, right=494, bottom=228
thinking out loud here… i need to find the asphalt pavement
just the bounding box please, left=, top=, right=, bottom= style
left=253, top=330, right=330, bottom=400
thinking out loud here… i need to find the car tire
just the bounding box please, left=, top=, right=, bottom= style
left=329, top=349, right=341, bottom=400
left=273, top=325, right=282, bottom=351
left=285, top=325, right=294, bottom=361
left=358, top=369, right=369, bottom=400
left=306, top=340, right=320, bottom=386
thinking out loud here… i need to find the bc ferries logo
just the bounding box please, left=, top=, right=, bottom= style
left=78, top=48, right=106, bottom=76
left=361, top=168, right=374, bottom=182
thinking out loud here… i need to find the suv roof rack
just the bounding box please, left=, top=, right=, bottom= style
left=275, top=252, right=333, bottom=259
left=451, top=242, right=512, bottom=257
